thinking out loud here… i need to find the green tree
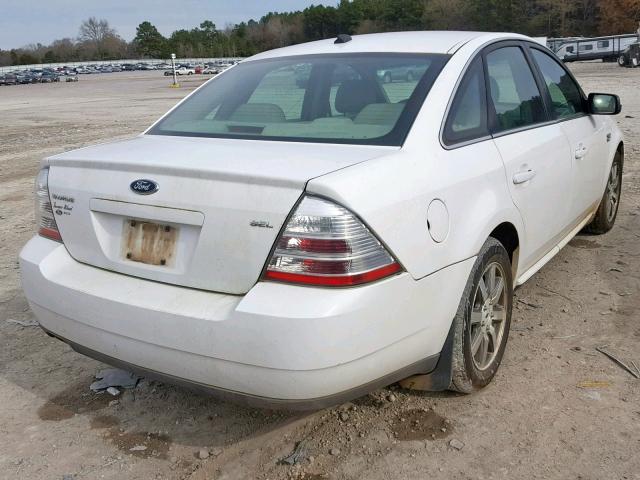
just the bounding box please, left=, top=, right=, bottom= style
left=43, top=50, right=58, bottom=63
left=134, top=21, right=167, bottom=58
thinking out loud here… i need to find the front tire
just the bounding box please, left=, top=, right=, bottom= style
left=450, top=238, right=513, bottom=393
left=583, top=151, right=622, bottom=234
left=618, top=55, right=626, bottom=67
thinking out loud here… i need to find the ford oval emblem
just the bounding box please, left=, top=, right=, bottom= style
left=130, top=179, right=159, bottom=195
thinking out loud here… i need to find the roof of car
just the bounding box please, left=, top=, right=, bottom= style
left=247, top=31, right=529, bottom=61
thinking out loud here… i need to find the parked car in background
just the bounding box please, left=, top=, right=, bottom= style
left=17, top=72, right=38, bottom=84
left=19, top=31, right=624, bottom=409
left=618, top=42, right=640, bottom=67
left=0, top=73, right=18, bottom=85
left=202, top=66, right=220, bottom=75
left=378, top=64, right=428, bottom=83
left=174, top=66, right=195, bottom=75
left=40, top=72, right=60, bottom=83
left=66, top=74, right=79, bottom=82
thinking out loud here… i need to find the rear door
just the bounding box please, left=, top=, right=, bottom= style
left=485, top=42, right=573, bottom=271
left=527, top=45, right=609, bottom=222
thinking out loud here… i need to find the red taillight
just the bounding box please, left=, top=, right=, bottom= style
left=38, top=226, right=63, bottom=242
left=35, top=168, right=63, bottom=243
left=264, top=262, right=401, bottom=286
left=264, top=196, right=401, bottom=287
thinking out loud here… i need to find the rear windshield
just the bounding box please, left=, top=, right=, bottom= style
left=148, top=53, right=448, bottom=146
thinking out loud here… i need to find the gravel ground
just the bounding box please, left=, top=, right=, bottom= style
left=0, top=65, right=639, bottom=480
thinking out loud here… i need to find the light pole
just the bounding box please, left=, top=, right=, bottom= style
left=170, top=53, right=178, bottom=87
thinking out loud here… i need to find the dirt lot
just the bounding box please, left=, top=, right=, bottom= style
left=1, top=65, right=639, bottom=480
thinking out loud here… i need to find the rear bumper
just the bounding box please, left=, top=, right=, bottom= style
left=42, top=328, right=439, bottom=410
left=20, top=236, right=473, bottom=408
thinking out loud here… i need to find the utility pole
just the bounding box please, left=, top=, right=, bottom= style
left=170, top=53, right=178, bottom=88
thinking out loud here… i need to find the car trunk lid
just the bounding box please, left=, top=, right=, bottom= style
left=46, top=134, right=395, bottom=294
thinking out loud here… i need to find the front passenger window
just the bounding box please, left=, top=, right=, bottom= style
left=486, top=46, right=546, bottom=133
left=530, top=48, right=584, bottom=119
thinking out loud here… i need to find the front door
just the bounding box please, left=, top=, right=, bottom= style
left=485, top=44, right=573, bottom=272
left=527, top=46, right=610, bottom=224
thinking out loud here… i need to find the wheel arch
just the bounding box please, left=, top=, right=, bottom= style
left=488, top=222, right=520, bottom=281
left=616, top=141, right=624, bottom=168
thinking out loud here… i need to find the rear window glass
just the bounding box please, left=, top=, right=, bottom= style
left=148, top=53, right=448, bottom=146
left=443, top=57, right=488, bottom=145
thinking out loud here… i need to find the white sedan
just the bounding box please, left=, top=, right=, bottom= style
left=20, top=31, right=623, bottom=409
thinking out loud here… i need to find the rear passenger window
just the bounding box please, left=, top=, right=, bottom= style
left=486, top=46, right=546, bottom=133
left=530, top=48, right=584, bottom=119
left=443, top=57, right=488, bottom=145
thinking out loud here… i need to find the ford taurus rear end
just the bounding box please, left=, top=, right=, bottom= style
left=19, top=40, right=476, bottom=408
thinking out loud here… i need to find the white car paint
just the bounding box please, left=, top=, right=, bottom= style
left=20, top=31, right=623, bottom=408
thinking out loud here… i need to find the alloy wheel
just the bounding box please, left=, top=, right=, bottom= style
left=606, top=161, right=621, bottom=223
left=469, top=262, right=507, bottom=371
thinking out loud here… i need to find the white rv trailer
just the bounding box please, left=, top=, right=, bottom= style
left=555, top=33, right=638, bottom=62
left=547, top=36, right=583, bottom=52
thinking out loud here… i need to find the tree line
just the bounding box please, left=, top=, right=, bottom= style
left=1, top=0, right=639, bottom=66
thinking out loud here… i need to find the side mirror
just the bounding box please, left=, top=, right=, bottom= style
left=588, top=93, right=621, bottom=115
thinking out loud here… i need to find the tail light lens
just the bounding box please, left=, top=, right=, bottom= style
left=264, top=196, right=401, bottom=286
left=35, top=168, right=62, bottom=242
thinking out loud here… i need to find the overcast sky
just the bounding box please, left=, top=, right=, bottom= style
left=0, top=0, right=335, bottom=50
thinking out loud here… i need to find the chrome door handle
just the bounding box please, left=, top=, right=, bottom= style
left=513, top=169, right=536, bottom=184
left=575, top=145, right=588, bottom=159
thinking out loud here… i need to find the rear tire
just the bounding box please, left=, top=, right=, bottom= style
left=618, top=55, right=626, bottom=67
left=450, top=238, right=513, bottom=393
left=583, top=151, right=622, bottom=234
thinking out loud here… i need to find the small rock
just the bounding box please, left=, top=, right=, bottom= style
left=129, top=445, right=147, bottom=452
left=106, top=387, right=120, bottom=396
left=329, top=448, right=341, bottom=456
left=387, top=394, right=397, bottom=402
left=108, top=400, right=120, bottom=407
left=339, top=412, right=349, bottom=422
left=198, top=449, right=210, bottom=460
left=449, top=439, right=464, bottom=450
left=169, top=456, right=178, bottom=463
